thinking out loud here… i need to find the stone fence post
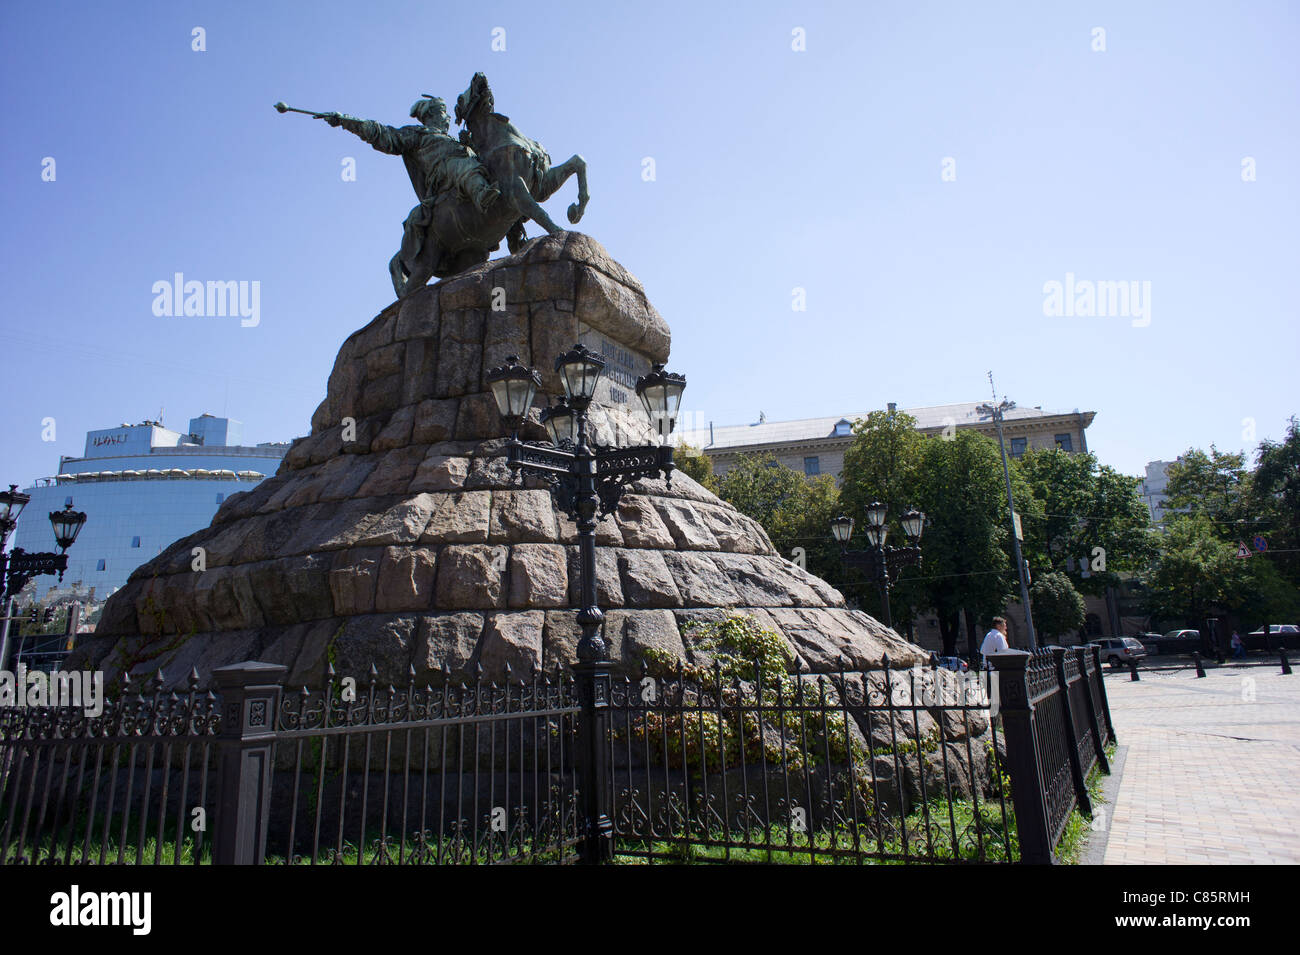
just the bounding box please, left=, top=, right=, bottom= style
left=212, top=661, right=286, bottom=865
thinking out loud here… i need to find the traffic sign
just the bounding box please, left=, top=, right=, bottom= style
left=1236, top=541, right=1251, bottom=559
left=1254, top=536, right=1268, bottom=552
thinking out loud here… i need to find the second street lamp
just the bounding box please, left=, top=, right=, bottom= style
left=832, top=502, right=925, bottom=631
left=0, top=487, right=89, bottom=670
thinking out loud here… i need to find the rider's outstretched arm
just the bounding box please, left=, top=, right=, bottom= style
left=318, top=113, right=412, bottom=156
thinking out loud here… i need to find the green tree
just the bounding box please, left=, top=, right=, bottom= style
left=1144, top=514, right=1255, bottom=629
left=715, top=453, right=841, bottom=583
left=837, top=410, right=927, bottom=629
left=912, top=431, right=1025, bottom=657
left=1250, top=416, right=1300, bottom=589
left=1029, top=571, right=1086, bottom=643
left=675, top=442, right=718, bottom=493
left=1163, top=447, right=1251, bottom=525
left=1144, top=433, right=1300, bottom=630
left=1015, top=448, right=1155, bottom=598
left=838, top=409, right=924, bottom=525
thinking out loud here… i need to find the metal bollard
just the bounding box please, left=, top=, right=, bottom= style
left=1129, top=658, right=1140, bottom=681
left=1282, top=649, right=1293, bottom=676
left=1193, top=652, right=1206, bottom=678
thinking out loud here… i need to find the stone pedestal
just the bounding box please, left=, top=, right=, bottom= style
left=76, top=233, right=926, bottom=688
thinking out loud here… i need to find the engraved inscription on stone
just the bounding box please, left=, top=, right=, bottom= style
left=578, top=321, right=652, bottom=406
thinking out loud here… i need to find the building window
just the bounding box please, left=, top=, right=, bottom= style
left=131, top=536, right=141, bottom=548
left=1010, top=437, right=1028, bottom=458
left=96, top=559, right=106, bottom=571
left=804, top=456, right=820, bottom=476
left=1055, top=433, right=1073, bottom=452
left=832, top=419, right=852, bottom=437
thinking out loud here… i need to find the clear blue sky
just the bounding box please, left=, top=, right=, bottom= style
left=2, top=0, right=1296, bottom=489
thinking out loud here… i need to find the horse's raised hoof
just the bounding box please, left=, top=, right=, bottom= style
left=567, top=203, right=585, bottom=224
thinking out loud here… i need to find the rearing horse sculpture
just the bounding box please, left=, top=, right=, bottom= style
left=456, top=72, right=590, bottom=249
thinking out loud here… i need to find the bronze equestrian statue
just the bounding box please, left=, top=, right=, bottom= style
left=275, top=73, right=589, bottom=298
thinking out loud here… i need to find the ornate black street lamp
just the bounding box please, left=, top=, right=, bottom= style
left=831, top=502, right=925, bottom=630
left=487, top=347, right=685, bottom=662
left=0, top=484, right=88, bottom=668
left=487, top=346, right=685, bottom=863
left=1, top=488, right=87, bottom=598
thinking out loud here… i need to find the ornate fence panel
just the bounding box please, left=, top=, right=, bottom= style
left=0, top=671, right=221, bottom=865
left=605, top=659, right=1016, bottom=864
left=1085, top=646, right=1115, bottom=748
left=267, top=664, right=583, bottom=865
left=0, top=663, right=582, bottom=866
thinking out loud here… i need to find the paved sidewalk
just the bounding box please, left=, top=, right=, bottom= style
left=1097, top=661, right=1300, bottom=864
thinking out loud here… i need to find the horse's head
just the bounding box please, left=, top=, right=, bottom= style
left=455, top=72, right=493, bottom=126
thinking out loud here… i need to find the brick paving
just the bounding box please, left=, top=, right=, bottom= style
left=1098, top=661, right=1300, bottom=864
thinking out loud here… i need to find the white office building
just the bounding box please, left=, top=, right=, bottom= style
left=11, top=414, right=288, bottom=600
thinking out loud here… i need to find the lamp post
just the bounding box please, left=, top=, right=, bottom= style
left=831, top=502, right=925, bottom=631
left=977, top=395, right=1039, bottom=651
left=0, top=484, right=88, bottom=669
left=487, top=347, right=685, bottom=662
left=487, top=345, right=684, bottom=863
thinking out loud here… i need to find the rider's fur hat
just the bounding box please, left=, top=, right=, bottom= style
left=410, top=95, right=446, bottom=122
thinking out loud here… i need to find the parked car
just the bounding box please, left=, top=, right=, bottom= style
left=1162, top=629, right=1201, bottom=641
left=934, top=656, right=969, bottom=673
left=1090, top=637, right=1148, bottom=666
left=1248, top=624, right=1299, bottom=635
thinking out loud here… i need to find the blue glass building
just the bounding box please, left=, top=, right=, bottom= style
left=11, top=414, right=288, bottom=600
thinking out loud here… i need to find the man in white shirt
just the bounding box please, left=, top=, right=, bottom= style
left=980, top=616, right=1010, bottom=665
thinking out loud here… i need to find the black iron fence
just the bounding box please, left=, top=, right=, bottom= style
left=987, top=646, right=1113, bottom=864
left=607, top=659, right=1012, bottom=863
left=1, top=647, right=1114, bottom=865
